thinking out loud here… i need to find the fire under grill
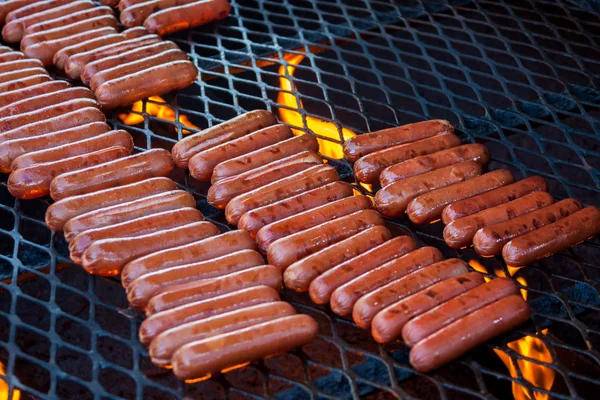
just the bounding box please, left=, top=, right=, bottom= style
left=1, top=0, right=600, bottom=399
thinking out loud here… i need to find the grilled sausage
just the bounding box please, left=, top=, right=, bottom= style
left=189, top=124, right=293, bottom=181
left=121, top=230, right=257, bottom=288
left=121, top=26, right=149, bottom=38
left=343, top=120, right=453, bottom=163
left=267, top=209, right=384, bottom=271
left=503, top=205, right=600, bottom=266
left=8, top=146, right=129, bottom=199
left=375, top=161, right=483, bottom=217
left=0, top=51, right=25, bottom=63
left=208, top=151, right=323, bottom=209
left=379, top=143, right=490, bottom=187
left=53, top=33, right=123, bottom=70
left=63, top=190, right=195, bottom=241
left=407, top=169, right=515, bottom=224
left=150, top=301, right=295, bottom=367
left=127, top=250, right=265, bottom=308
left=0, top=68, right=48, bottom=85
left=371, top=272, right=485, bottom=343
left=82, top=221, right=219, bottom=276
left=171, top=314, right=317, bottom=380
left=473, top=198, right=583, bottom=257
left=284, top=225, right=392, bottom=292
left=211, top=134, right=319, bottom=184
left=172, top=110, right=278, bottom=169
left=0, top=59, right=44, bottom=76
left=146, top=265, right=283, bottom=315
left=354, top=132, right=462, bottom=184
left=143, top=0, right=231, bottom=36
left=23, top=5, right=112, bottom=37
left=5, top=0, right=73, bottom=22
left=139, top=285, right=280, bottom=346
left=98, top=0, right=119, bottom=6
left=49, top=148, right=174, bottom=201
left=0, top=74, right=51, bottom=94
left=226, top=164, right=340, bottom=226
left=409, top=295, right=530, bottom=373
left=0, top=80, right=70, bottom=107
left=0, top=0, right=40, bottom=23
left=443, top=191, right=554, bottom=249
left=402, top=277, right=519, bottom=347
left=330, top=247, right=443, bottom=317
left=0, top=87, right=95, bottom=119
left=352, top=258, right=469, bottom=328
left=120, top=0, right=200, bottom=27
left=238, top=181, right=353, bottom=236
left=257, top=195, right=372, bottom=253
left=118, top=0, right=149, bottom=12
left=309, top=235, right=417, bottom=305
left=69, top=207, right=204, bottom=263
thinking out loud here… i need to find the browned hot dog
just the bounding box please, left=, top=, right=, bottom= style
left=0, top=51, right=25, bottom=63
left=5, top=0, right=73, bottom=22
left=119, top=0, right=149, bottom=12
left=0, top=87, right=95, bottom=119
left=143, top=0, right=231, bottom=36
left=53, top=33, right=124, bottom=70
left=0, top=80, right=70, bottom=107
left=121, top=27, right=149, bottom=39
left=23, top=5, right=113, bottom=37
left=0, top=59, right=43, bottom=76
left=98, top=0, right=119, bottom=6
left=0, top=74, right=51, bottom=94
left=0, top=67, right=48, bottom=85
left=0, top=0, right=40, bottom=23
left=120, top=0, right=201, bottom=27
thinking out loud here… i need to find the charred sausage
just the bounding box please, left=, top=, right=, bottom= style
left=5, top=0, right=73, bottom=22
left=0, top=0, right=40, bottom=23
left=0, top=59, right=44, bottom=76
left=0, top=67, right=48, bottom=85
left=143, top=0, right=231, bottom=36
left=0, top=74, right=51, bottom=94
left=23, top=5, right=112, bottom=37
left=53, top=33, right=124, bottom=70
left=119, top=0, right=201, bottom=27
left=0, top=87, right=95, bottom=119
left=0, top=80, right=70, bottom=107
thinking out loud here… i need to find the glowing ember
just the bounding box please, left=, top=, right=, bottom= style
left=118, top=96, right=198, bottom=134
left=0, top=362, right=20, bottom=400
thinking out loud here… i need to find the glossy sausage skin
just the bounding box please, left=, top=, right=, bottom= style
left=473, top=198, right=582, bottom=257
left=267, top=209, right=384, bottom=271
left=372, top=272, right=485, bottom=343
left=407, top=169, right=515, bottom=224
left=375, top=161, right=483, bottom=217
left=283, top=225, right=392, bottom=292
left=352, top=258, right=469, bottom=328
left=45, top=177, right=177, bottom=232
left=8, top=146, right=129, bottom=200
left=329, top=247, right=443, bottom=317
left=172, top=110, right=278, bottom=169
left=0, top=87, right=95, bottom=119
left=127, top=250, right=265, bottom=309
left=6, top=0, right=73, bottom=22
left=53, top=33, right=124, bottom=70
left=0, top=0, right=40, bottom=23
left=139, top=285, right=280, bottom=346
left=409, top=295, right=530, bottom=373
left=441, top=176, right=548, bottom=224
left=0, top=74, right=51, bottom=94
left=82, top=221, right=219, bottom=276
left=0, top=51, right=25, bottom=63
left=0, top=67, right=48, bottom=85
left=0, top=59, right=44, bottom=76
left=121, top=231, right=257, bottom=288
left=119, top=0, right=149, bottom=11
left=354, top=132, right=462, bottom=184
left=211, top=134, right=319, bottom=183
left=144, top=0, right=231, bottom=36
left=503, top=205, right=600, bottom=266
left=171, top=315, right=317, bottom=381
left=49, top=148, right=174, bottom=201
left=22, top=4, right=111, bottom=37
left=379, top=143, right=490, bottom=187
left=309, top=235, right=417, bottom=305
left=119, top=0, right=200, bottom=27
left=146, top=265, right=283, bottom=315
left=21, top=15, right=118, bottom=48
left=443, top=191, right=554, bottom=249
left=402, top=277, right=518, bottom=347
left=0, top=81, right=70, bottom=107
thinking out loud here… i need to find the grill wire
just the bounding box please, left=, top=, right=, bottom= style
left=1, top=0, right=600, bottom=398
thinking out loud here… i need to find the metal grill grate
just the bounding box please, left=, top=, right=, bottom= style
left=1, top=0, right=600, bottom=398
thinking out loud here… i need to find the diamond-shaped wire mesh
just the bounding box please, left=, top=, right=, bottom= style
left=1, top=0, right=600, bottom=399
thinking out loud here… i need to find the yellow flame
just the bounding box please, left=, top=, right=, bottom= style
left=0, top=362, right=20, bottom=400
left=468, top=260, right=527, bottom=300
left=118, top=96, right=198, bottom=134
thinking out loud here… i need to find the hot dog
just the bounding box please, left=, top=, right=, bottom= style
left=120, top=0, right=200, bottom=27
left=53, top=33, right=124, bottom=70
left=171, top=314, right=317, bottom=380
left=402, top=277, right=519, bottom=346
left=49, top=148, right=174, bottom=201
left=98, top=0, right=119, bottom=6
left=172, top=110, right=278, bottom=169
left=354, top=132, right=461, bottom=183
left=208, top=151, right=323, bottom=209
left=503, top=205, right=600, bottom=266
left=146, top=265, right=282, bottom=315
left=127, top=250, right=265, bottom=308
left=0, top=74, right=51, bottom=94
left=329, top=247, right=443, bottom=317
left=309, top=235, right=417, bottom=305
left=371, top=272, right=485, bottom=343
left=226, top=164, right=340, bottom=226
left=256, top=194, right=372, bottom=253
left=375, top=161, right=483, bottom=217
left=407, top=169, right=515, bottom=224
left=237, top=181, right=353, bottom=236
left=0, top=87, right=95, bottom=119
left=82, top=221, right=219, bottom=276
left=443, top=191, right=554, bottom=249
left=283, top=225, right=391, bottom=292
left=472, top=198, right=583, bottom=257
left=139, top=285, right=280, bottom=346
left=0, top=67, right=49, bottom=85
left=0, top=59, right=44, bottom=76
left=343, top=120, right=453, bottom=163
left=189, top=124, right=293, bottom=181
left=23, top=5, right=112, bottom=37
left=5, top=0, right=73, bottom=22
left=121, top=230, right=257, bottom=288
left=0, top=0, right=40, bottom=23
left=0, top=80, right=70, bottom=107
left=352, top=258, right=469, bottom=328
left=0, top=51, right=25, bottom=63
left=8, top=146, right=129, bottom=199
left=118, top=0, right=149, bottom=12
left=409, top=295, right=530, bottom=372
left=379, top=143, right=490, bottom=187
left=121, top=26, right=149, bottom=38
left=211, top=134, right=319, bottom=183
left=69, top=207, right=204, bottom=263
left=267, top=209, right=384, bottom=270
left=143, top=0, right=231, bottom=36
left=63, top=190, right=195, bottom=241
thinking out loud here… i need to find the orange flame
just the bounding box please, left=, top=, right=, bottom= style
left=118, top=96, right=198, bottom=134
left=468, top=260, right=527, bottom=300
left=0, top=362, right=20, bottom=400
